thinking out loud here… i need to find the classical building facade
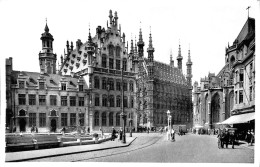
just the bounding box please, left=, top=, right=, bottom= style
left=193, top=17, right=255, bottom=131
left=6, top=10, right=193, bottom=132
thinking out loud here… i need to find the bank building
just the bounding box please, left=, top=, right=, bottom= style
left=6, top=10, right=193, bottom=133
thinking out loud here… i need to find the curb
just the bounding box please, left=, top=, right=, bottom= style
left=6, top=137, right=137, bottom=162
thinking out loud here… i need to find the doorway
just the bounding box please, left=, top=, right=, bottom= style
left=19, top=118, right=26, bottom=132
left=51, top=119, right=57, bottom=132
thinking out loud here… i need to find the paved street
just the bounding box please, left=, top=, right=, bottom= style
left=27, top=132, right=254, bottom=163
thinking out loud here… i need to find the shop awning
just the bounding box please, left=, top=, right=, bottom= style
left=221, top=112, right=255, bottom=124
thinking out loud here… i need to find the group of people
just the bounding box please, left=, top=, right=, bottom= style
left=111, top=127, right=123, bottom=141
left=217, top=130, right=235, bottom=149
left=30, top=125, right=38, bottom=133
left=245, top=129, right=255, bottom=146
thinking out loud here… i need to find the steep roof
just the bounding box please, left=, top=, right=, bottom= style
left=235, top=17, right=255, bottom=44
left=11, top=70, right=87, bottom=89
left=144, top=59, right=187, bottom=85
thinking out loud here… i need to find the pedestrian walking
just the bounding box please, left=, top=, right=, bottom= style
left=245, top=130, right=251, bottom=146
left=111, top=127, right=117, bottom=141
left=171, top=129, right=175, bottom=141
left=224, top=130, right=229, bottom=148
left=250, top=130, right=254, bottom=146
left=229, top=132, right=235, bottom=149
left=220, top=130, right=225, bottom=148
left=118, top=127, right=123, bottom=142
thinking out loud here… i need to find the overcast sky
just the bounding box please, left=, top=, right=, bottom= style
left=0, top=0, right=258, bottom=84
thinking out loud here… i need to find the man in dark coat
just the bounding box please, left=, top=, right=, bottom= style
left=111, top=127, right=117, bottom=141
left=229, top=132, right=236, bottom=149
left=224, top=130, right=230, bottom=148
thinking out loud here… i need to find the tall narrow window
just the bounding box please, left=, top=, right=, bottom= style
left=102, top=112, right=106, bottom=126
left=61, top=113, right=68, bottom=126
left=109, top=112, right=113, bottom=126
left=70, top=96, right=76, bottom=106
left=50, top=95, right=57, bottom=106
left=94, top=76, right=100, bottom=89
left=94, top=112, right=99, bottom=126
left=239, top=90, right=243, bottom=104
left=61, top=83, right=66, bottom=90
left=102, top=95, right=107, bottom=107
left=39, top=95, right=46, bottom=105
left=115, top=46, right=120, bottom=57
left=39, top=113, right=46, bottom=127
left=116, top=81, right=121, bottom=91
left=79, top=85, right=84, bottom=92
left=95, top=94, right=100, bottom=106
left=61, top=96, right=67, bottom=106
left=130, top=82, right=134, bottom=92
left=18, top=94, right=26, bottom=105
left=109, top=95, right=115, bottom=107
left=29, top=113, right=36, bottom=127
left=109, top=45, right=114, bottom=57
left=123, top=96, right=128, bottom=108
left=108, top=79, right=114, bottom=90
left=29, top=94, right=36, bottom=105
left=102, top=78, right=107, bottom=89
left=102, top=55, right=107, bottom=68
left=109, top=58, right=114, bottom=69
left=123, top=81, right=127, bottom=91
left=116, top=113, right=120, bottom=126
left=116, top=60, right=120, bottom=70
left=70, top=113, right=76, bottom=126
left=78, top=97, right=84, bottom=106
left=123, top=59, right=127, bottom=71
left=130, top=96, right=134, bottom=108
left=116, top=95, right=121, bottom=107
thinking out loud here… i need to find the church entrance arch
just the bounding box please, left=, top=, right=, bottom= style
left=50, top=119, right=57, bottom=132
left=211, top=93, right=220, bottom=127
left=19, top=118, right=26, bottom=132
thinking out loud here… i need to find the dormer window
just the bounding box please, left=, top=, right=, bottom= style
left=72, top=54, right=76, bottom=58
left=19, top=81, right=25, bottom=89
left=39, top=82, right=45, bottom=89
left=61, top=83, right=66, bottom=90
left=79, top=85, right=83, bottom=92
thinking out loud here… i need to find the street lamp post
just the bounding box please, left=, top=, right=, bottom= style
left=120, top=67, right=126, bottom=144
left=167, top=110, right=171, bottom=140
left=129, top=118, right=132, bottom=137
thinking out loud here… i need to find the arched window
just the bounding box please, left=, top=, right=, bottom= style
left=108, top=79, right=114, bottom=90
left=102, top=54, right=107, bottom=68
left=109, top=112, right=113, bottom=126
left=116, top=112, right=120, bottom=126
left=95, top=94, right=100, bottom=106
left=115, top=46, right=120, bottom=57
left=102, top=112, right=106, bottom=126
left=102, top=95, right=107, bottom=107
left=109, top=95, right=114, bottom=107
left=123, top=96, right=128, bottom=108
left=94, top=76, right=100, bottom=89
left=102, top=77, right=107, bottom=89
left=109, top=45, right=114, bottom=57
left=19, top=109, right=26, bottom=116
left=94, top=112, right=99, bottom=126
left=116, top=95, right=121, bottom=107
left=130, top=96, right=134, bottom=108
left=123, top=58, right=127, bottom=71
